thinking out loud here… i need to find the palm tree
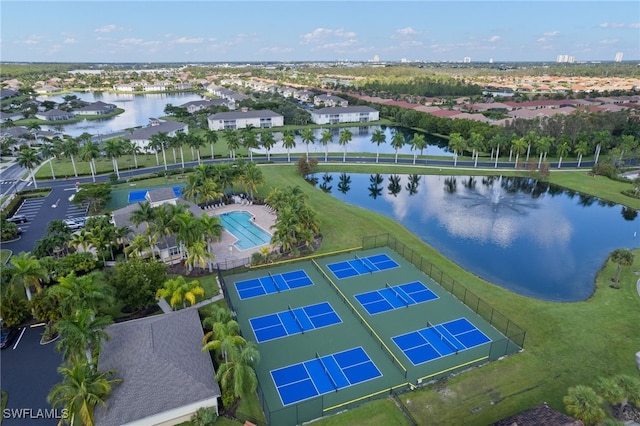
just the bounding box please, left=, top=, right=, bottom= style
left=68, top=229, right=92, bottom=253
left=511, top=137, right=528, bottom=169
left=204, top=129, right=218, bottom=160
left=202, top=306, right=246, bottom=364
left=124, top=234, right=153, bottom=259
left=62, top=137, right=80, bottom=177
left=282, top=129, right=296, bottom=162
left=300, top=127, right=315, bottom=161
left=609, top=248, right=634, bottom=287
left=320, top=129, right=333, bottom=162
left=124, top=139, right=141, bottom=170
left=535, top=136, right=553, bottom=168
left=241, top=125, right=259, bottom=161
left=556, top=141, right=571, bottom=168
left=148, top=132, right=168, bottom=170
left=103, top=138, right=124, bottom=179
left=55, top=309, right=113, bottom=365
left=260, top=131, right=276, bottom=161
left=389, top=130, right=405, bottom=164
left=574, top=140, right=590, bottom=168
left=129, top=201, right=157, bottom=258
left=156, top=276, right=205, bottom=309
left=187, top=133, right=205, bottom=164
left=48, top=362, right=122, bottom=426
left=16, top=147, right=40, bottom=188
left=238, top=161, right=264, bottom=200
left=563, top=385, right=605, bottom=425
left=409, top=133, right=426, bottom=165
left=80, top=141, right=100, bottom=183
left=338, top=128, right=352, bottom=163
left=224, top=129, right=240, bottom=160
left=184, top=240, right=212, bottom=275
left=468, top=132, right=484, bottom=168
left=371, top=128, right=386, bottom=163
left=448, top=133, right=466, bottom=167
left=174, top=132, right=188, bottom=169
left=9, top=251, right=48, bottom=301
left=215, top=341, right=260, bottom=401
left=48, top=272, right=114, bottom=318
left=40, top=142, right=57, bottom=180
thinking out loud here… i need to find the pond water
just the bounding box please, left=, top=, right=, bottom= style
left=37, top=92, right=453, bottom=156
left=312, top=172, right=640, bottom=302
left=37, top=92, right=204, bottom=137
left=257, top=125, right=453, bottom=157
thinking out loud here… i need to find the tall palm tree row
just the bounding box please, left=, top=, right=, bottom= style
left=16, top=146, right=41, bottom=188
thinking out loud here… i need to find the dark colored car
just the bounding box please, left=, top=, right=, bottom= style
left=0, top=328, right=20, bottom=349
left=7, top=214, right=28, bottom=224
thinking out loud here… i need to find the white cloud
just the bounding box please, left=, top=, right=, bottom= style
left=119, top=38, right=144, bottom=46
left=599, top=38, right=619, bottom=45
left=488, top=35, right=500, bottom=42
left=63, top=38, right=77, bottom=44
left=599, top=22, right=625, bottom=28
left=392, top=27, right=420, bottom=39
left=173, top=37, right=204, bottom=44
left=21, top=35, right=45, bottom=45
left=301, top=28, right=356, bottom=44
left=629, top=23, right=640, bottom=28
left=317, top=39, right=358, bottom=50
left=543, top=31, right=560, bottom=37
left=95, top=24, right=119, bottom=33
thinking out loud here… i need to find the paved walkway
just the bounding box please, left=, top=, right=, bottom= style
left=158, top=292, right=225, bottom=313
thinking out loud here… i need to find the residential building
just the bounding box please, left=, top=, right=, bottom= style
left=74, top=101, right=117, bottom=116
left=111, top=187, right=202, bottom=264
left=310, top=106, right=379, bottom=125
left=95, top=309, right=221, bottom=426
left=314, top=94, right=349, bottom=107
left=180, top=99, right=233, bottom=114
left=34, top=109, right=75, bottom=121
left=207, top=109, right=283, bottom=130
left=124, top=119, right=189, bottom=152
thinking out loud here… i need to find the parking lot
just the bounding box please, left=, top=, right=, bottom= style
left=0, top=326, right=63, bottom=426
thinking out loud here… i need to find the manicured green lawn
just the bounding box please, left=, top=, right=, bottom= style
left=0, top=249, right=12, bottom=265
left=249, top=164, right=640, bottom=425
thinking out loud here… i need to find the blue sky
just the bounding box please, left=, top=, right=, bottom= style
left=1, top=1, right=639, bottom=63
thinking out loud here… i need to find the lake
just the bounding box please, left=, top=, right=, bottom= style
left=37, top=92, right=454, bottom=156
left=37, top=92, right=204, bottom=137
left=312, top=172, right=640, bottom=302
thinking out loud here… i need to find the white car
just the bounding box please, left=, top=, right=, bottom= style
left=63, top=219, right=83, bottom=230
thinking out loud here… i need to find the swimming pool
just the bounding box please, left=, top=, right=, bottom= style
left=220, top=211, right=271, bottom=250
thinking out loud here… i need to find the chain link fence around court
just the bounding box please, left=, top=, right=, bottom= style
left=362, top=234, right=526, bottom=354
left=215, top=235, right=525, bottom=425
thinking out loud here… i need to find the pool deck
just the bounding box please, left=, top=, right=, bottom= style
left=204, top=203, right=277, bottom=268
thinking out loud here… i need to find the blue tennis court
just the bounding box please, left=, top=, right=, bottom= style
left=270, top=347, right=382, bottom=406
left=392, top=318, right=491, bottom=365
left=250, top=302, right=342, bottom=343
left=354, top=281, right=439, bottom=315
left=327, top=253, right=399, bottom=279
left=235, top=270, right=313, bottom=300
left=127, top=186, right=184, bottom=203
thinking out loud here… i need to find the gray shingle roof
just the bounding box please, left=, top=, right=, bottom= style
left=125, top=121, right=188, bottom=141
left=95, top=309, right=220, bottom=426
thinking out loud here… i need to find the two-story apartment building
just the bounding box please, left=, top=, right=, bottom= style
left=74, top=101, right=117, bottom=116
left=124, top=119, right=189, bottom=152
left=310, top=106, right=379, bottom=125
left=207, top=109, right=283, bottom=131
left=314, top=94, right=349, bottom=107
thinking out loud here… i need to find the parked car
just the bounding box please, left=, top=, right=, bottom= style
left=7, top=214, right=28, bottom=224
left=63, top=218, right=83, bottom=230
left=0, top=328, right=20, bottom=350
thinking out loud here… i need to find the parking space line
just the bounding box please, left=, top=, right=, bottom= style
left=12, top=328, right=26, bottom=350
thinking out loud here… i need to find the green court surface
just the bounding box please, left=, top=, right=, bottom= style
left=222, top=247, right=522, bottom=426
